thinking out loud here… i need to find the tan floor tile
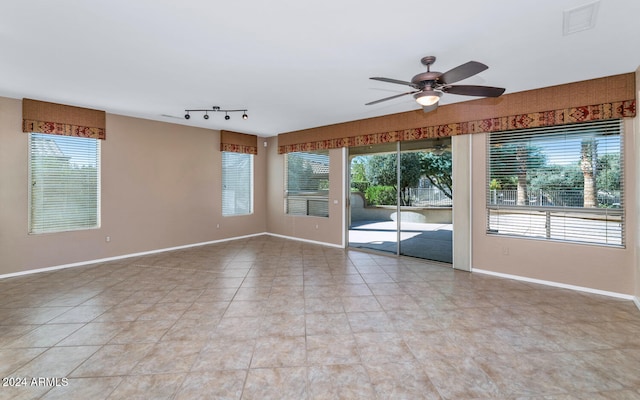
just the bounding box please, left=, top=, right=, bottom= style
left=308, top=364, right=376, bottom=400
left=47, top=306, right=108, bottom=324
left=341, top=296, right=382, bottom=312
left=93, top=304, right=152, bottom=322
left=265, top=295, right=305, bottom=315
left=174, top=370, right=245, bottom=400
left=191, top=338, right=255, bottom=371
left=347, top=311, right=395, bottom=333
left=251, top=336, right=306, bottom=368
left=243, top=367, right=307, bottom=400
left=366, top=361, right=441, bottom=400
left=353, top=332, right=416, bottom=364
left=304, top=297, right=344, bottom=314
left=1, top=236, right=639, bottom=399
left=476, top=352, right=625, bottom=397
left=212, top=316, right=263, bottom=340
left=0, top=325, right=38, bottom=347
left=422, top=356, right=504, bottom=399
left=0, top=347, right=46, bottom=376
left=108, top=374, right=184, bottom=400
left=305, top=312, right=351, bottom=336
left=223, top=300, right=264, bottom=318
left=13, top=346, right=100, bottom=378
left=6, top=323, right=84, bottom=348
left=0, top=384, right=52, bottom=400
left=41, top=377, right=121, bottom=400
left=110, top=319, right=174, bottom=344
left=70, top=343, right=154, bottom=377
left=260, top=313, right=305, bottom=337
left=306, top=334, right=361, bottom=365
left=56, top=322, right=128, bottom=347
left=0, top=307, right=72, bottom=325
left=181, top=301, right=229, bottom=320
left=131, top=340, right=205, bottom=374
left=135, top=302, right=190, bottom=321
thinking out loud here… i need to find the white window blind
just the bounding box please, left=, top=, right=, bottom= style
left=29, top=133, right=100, bottom=234
left=285, top=151, right=330, bottom=217
left=222, top=152, right=253, bottom=216
left=487, top=119, right=623, bottom=246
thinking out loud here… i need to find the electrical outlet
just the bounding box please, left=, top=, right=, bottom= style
left=105, top=236, right=111, bottom=242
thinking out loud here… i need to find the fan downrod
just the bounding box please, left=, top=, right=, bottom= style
left=420, top=56, right=436, bottom=68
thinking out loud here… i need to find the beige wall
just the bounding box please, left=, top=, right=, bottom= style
left=2, top=92, right=638, bottom=297
left=0, top=97, right=267, bottom=275
left=471, top=120, right=637, bottom=295
left=265, top=137, right=344, bottom=246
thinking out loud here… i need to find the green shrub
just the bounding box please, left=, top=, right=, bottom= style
left=365, top=185, right=396, bottom=206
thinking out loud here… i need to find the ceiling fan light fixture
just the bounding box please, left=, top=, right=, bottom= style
left=414, top=90, right=441, bottom=106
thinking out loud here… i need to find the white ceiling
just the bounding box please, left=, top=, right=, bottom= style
left=1, top=0, right=639, bottom=137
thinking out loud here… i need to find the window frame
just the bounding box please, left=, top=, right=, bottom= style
left=28, top=132, right=101, bottom=234
left=221, top=151, right=254, bottom=217
left=285, top=150, right=330, bottom=218
left=486, top=120, right=624, bottom=247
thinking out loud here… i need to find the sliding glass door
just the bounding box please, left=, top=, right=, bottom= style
left=348, top=139, right=453, bottom=263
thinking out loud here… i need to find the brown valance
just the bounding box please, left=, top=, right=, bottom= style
left=220, top=130, right=258, bottom=155
left=22, top=98, right=106, bottom=140
left=278, top=72, right=636, bottom=153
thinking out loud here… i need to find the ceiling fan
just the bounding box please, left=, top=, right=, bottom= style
left=366, top=56, right=505, bottom=112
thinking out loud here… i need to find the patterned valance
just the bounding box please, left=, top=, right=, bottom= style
left=220, top=130, right=258, bottom=155
left=22, top=98, right=106, bottom=140
left=278, top=99, right=636, bottom=153
left=278, top=72, right=636, bottom=154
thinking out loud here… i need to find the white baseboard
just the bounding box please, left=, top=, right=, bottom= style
left=634, top=296, right=640, bottom=312
left=0, top=232, right=267, bottom=280
left=263, top=232, right=344, bottom=249
left=473, top=268, right=635, bottom=301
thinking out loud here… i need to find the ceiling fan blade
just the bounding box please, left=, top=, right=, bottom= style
left=365, top=91, right=417, bottom=105
left=442, top=85, right=505, bottom=97
left=370, top=77, right=417, bottom=87
left=423, top=102, right=439, bottom=113
left=438, top=61, right=488, bottom=84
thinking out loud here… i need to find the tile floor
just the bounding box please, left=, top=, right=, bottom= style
left=1, top=235, right=640, bottom=399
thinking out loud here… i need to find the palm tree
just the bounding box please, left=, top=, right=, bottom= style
left=580, top=138, right=597, bottom=208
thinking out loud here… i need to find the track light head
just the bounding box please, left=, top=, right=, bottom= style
left=183, top=107, right=248, bottom=121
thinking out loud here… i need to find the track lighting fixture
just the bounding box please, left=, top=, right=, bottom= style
left=183, top=106, right=248, bottom=121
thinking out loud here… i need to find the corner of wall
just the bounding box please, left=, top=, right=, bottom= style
left=634, top=66, right=640, bottom=304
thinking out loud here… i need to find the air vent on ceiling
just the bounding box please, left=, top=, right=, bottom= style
left=563, top=1, right=600, bottom=35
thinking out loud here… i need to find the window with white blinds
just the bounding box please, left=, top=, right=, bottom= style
left=285, top=151, right=330, bottom=217
left=222, top=152, right=253, bottom=216
left=487, top=119, right=624, bottom=247
left=29, top=133, right=100, bottom=234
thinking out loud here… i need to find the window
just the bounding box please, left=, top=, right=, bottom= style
left=29, top=133, right=100, bottom=233
left=285, top=151, right=330, bottom=217
left=222, top=152, right=253, bottom=216
left=487, top=120, right=623, bottom=247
